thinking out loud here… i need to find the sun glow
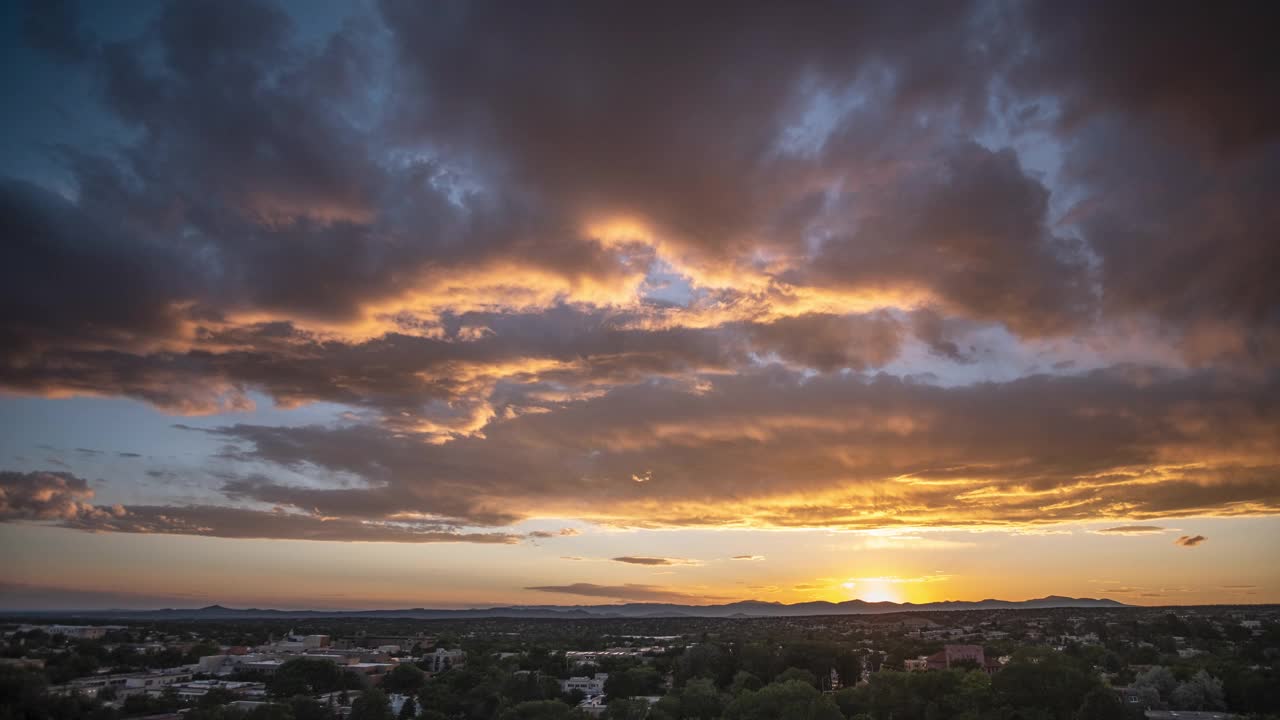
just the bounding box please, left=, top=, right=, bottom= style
left=843, top=579, right=903, bottom=604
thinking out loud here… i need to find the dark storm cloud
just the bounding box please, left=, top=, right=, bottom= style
left=0, top=469, right=533, bottom=543
left=0, top=307, right=904, bottom=425
left=160, top=368, right=1280, bottom=531
left=746, top=312, right=902, bottom=371
left=379, top=0, right=995, bottom=258
left=59, top=504, right=525, bottom=544
left=1013, top=1, right=1280, bottom=155
left=3, top=0, right=1279, bottom=540
left=801, top=142, right=1093, bottom=337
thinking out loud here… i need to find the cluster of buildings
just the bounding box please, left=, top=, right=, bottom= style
left=35, top=627, right=467, bottom=706
left=11, top=624, right=126, bottom=640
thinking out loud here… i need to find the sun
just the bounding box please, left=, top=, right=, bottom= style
left=843, top=579, right=902, bottom=604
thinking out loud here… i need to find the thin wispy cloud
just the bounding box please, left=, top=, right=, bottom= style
left=612, top=556, right=701, bottom=567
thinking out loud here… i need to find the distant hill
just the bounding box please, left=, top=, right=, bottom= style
left=0, top=596, right=1128, bottom=620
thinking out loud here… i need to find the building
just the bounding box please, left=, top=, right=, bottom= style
left=26, top=625, right=123, bottom=640
left=904, top=657, right=929, bottom=672
left=561, top=673, right=609, bottom=697
left=303, top=635, right=331, bottom=649
left=125, top=670, right=196, bottom=695
left=423, top=648, right=466, bottom=673
left=0, top=658, right=45, bottom=670
left=49, top=668, right=194, bottom=698
left=923, top=644, right=1001, bottom=674
left=166, top=680, right=267, bottom=701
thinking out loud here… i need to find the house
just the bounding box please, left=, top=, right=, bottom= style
left=561, top=673, right=609, bottom=696
left=924, top=645, right=1001, bottom=674
left=925, top=644, right=985, bottom=670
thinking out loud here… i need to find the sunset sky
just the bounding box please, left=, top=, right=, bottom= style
left=2, top=0, right=1278, bottom=610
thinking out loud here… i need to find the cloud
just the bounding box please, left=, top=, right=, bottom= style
left=1175, top=535, right=1207, bottom=547
left=1094, top=525, right=1167, bottom=535
left=0, top=471, right=98, bottom=521
left=850, top=573, right=952, bottom=584
left=185, top=368, right=1280, bottom=531
left=0, top=470, right=526, bottom=544
left=731, top=555, right=765, bottom=561
left=527, top=528, right=581, bottom=539
left=1, top=0, right=1278, bottom=546
left=612, top=556, right=700, bottom=566
left=523, top=583, right=727, bottom=603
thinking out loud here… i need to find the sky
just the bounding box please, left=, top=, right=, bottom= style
left=1, top=0, right=1278, bottom=610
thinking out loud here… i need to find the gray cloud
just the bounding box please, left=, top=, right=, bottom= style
left=2, top=0, right=1278, bottom=544
left=0, top=471, right=98, bottom=521
left=611, top=556, right=697, bottom=566
left=523, top=583, right=726, bottom=603
left=178, top=368, right=1280, bottom=531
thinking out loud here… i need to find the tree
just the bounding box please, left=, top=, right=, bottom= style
left=729, top=671, right=762, bottom=696
left=604, top=666, right=662, bottom=700
left=247, top=704, right=295, bottom=720
left=351, top=688, right=395, bottom=720
left=603, top=698, right=650, bottom=720
left=497, top=699, right=578, bottom=720
left=678, top=677, right=724, bottom=719
left=383, top=664, right=427, bottom=694
left=398, top=696, right=418, bottom=720
left=1074, top=687, right=1140, bottom=720
left=269, top=658, right=345, bottom=697
left=1133, top=666, right=1177, bottom=704
left=1170, top=670, right=1225, bottom=711
left=774, top=667, right=818, bottom=687
left=723, top=679, right=843, bottom=720
left=992, top=651, right=1100, bottom=720
left=290, top=695, right=335, bottom=720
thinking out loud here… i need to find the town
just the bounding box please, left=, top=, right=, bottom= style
left=2, top=605, right=1276, bottom=720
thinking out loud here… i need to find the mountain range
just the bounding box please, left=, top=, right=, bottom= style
left=1, top=595, right=1127, bottom=620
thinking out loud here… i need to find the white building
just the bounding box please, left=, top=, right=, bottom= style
left=561, top=673, right=609, bottom=697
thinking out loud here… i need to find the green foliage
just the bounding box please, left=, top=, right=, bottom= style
left=1074, top=687, right=1142, bottom=720
left=728, top=671, right=761, bottom=696
left=290, top=695, right=335, bottom=720
left=497, top=699, right=579, bottom=720
left=268, top=658, right=347, bottom=697
left=383, top=663, right=427, bottom=694
left=836, top=668, right=993, bottom=720
left=350, top=688, right=395, bottom=720
left=722, top=679, right=842, bottom=720
left=991, top=651, right=1099, bottom=720
left=677, top=677, right=724, bottom=719
left=1171, top=670, right=1226, bottom=711
left=603, top=665, right=662, bottom=700
left=602, top=698, right=651, bottom=720
left=774, top=667, right=817, bottom=687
